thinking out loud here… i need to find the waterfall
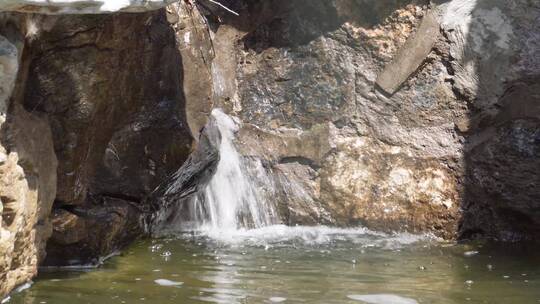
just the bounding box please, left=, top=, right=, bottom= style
left=186, top=109, right=279, bottom=232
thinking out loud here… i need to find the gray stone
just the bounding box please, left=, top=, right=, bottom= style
left=376, top=9, right=440, bottom=95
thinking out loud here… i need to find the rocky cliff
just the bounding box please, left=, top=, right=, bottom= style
left=167, top=0, right=538, bottom=241
left=1, top=0, right=539, bottom=298
left=0, top=0, right=191, bottom=296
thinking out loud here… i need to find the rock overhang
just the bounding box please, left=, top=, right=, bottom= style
left=0, top=0, right=180, bottom=14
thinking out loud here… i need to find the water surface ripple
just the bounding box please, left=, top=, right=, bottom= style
left=9, top=226, right=540, bottom=304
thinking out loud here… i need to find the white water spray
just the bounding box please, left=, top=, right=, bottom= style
left=189, top=109, right=279, bottom=232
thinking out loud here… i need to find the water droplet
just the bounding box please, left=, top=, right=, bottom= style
left=160, top=251, right=172, bottom=257
left=464, top=251, right=479, bottom=257
left=269, top=297, right=287, bottom=303
left=352, top=259, right=357, bottom=264
left=487, top=264, right=494, bottom=271
left=465, top=280, right=474, bottom=285
left=149, top=244, right=163, bottom=252
left=418, top=266, right=426, bottom=270
left=503, top=275, right=510, bottom=279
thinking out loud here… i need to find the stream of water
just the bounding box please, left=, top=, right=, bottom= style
left=185, top=109, right=279, bottom=232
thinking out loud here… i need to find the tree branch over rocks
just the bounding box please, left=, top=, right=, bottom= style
left=196, top=0, right=239, bottom=16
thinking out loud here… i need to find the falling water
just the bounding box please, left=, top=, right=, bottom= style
left=189, top=109, right=279, bottom=232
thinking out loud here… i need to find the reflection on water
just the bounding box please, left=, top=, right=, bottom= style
left=8, top=226, right=540, bottom=304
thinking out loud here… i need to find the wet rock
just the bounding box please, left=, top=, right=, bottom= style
left=43, top=197, right=143, bottom=266
left=149, top=115, right=221, bottom=232
left=168, top=1, right=215, bottom=139
left=49, top=209, right=87, bottom=245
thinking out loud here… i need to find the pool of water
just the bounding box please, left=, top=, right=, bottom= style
left=7, top=226, right=540, bottom=304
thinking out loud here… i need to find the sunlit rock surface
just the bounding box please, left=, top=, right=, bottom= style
left=175, top=0, right=540, bottom=240
left=0, top=0, right=178, bottom=14
left=0, top=20, right=57, bottom=297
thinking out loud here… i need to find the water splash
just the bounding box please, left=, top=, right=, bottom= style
left=187, top=109, right=279, bottom=232
left=180, top=224, right=434, bottom=249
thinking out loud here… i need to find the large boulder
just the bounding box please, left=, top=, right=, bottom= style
left=0, top=5, right=195, bottom=296
left=181, top=0, right=540, bottom=240
left=191, top=0, right=461, bottom=238
left=18, top=11, right=193, bottom=265
left=439, top=0, right=540, bottom=240
left=0, top=20, right=57, bottom=297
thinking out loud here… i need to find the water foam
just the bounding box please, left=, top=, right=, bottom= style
left=181, top=224, right=434, bottom=249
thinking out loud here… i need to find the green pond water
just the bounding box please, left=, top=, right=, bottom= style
left=7, top=226, right=540, bottom=304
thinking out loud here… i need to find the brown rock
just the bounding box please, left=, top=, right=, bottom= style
left=376, top=9, right=440, bottom=95
left=49, top=209, right=87, bottom=245
left=0, top=20, right=57, bottom=297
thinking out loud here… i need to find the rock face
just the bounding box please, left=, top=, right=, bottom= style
left=442, top=0, right=540, bottom=241
left=184, top=0, right=462, bottom=238
left=167, top=2, right=215, bottom=140
left=175, top=0, right=539, bottom=240
left=0, top=18, right=57, bottom=297
left=20, top=11, right=193, bottom=265
left=0, top=5, right=194, bottom=297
